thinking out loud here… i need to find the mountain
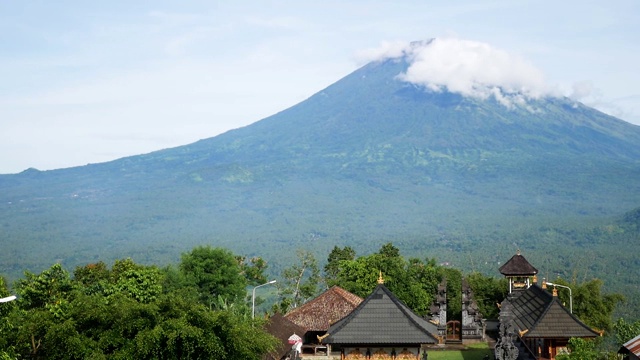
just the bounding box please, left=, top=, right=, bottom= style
left=1, top=45, right=640, bottom=315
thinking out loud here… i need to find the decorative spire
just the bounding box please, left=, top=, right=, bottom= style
left=516, top=249, right=521, bottom=256
left=542, top=278, right=547, bottom=289
left=377, top=271, right=385, bottom=284
left=552, top=287, right=558, bottom=297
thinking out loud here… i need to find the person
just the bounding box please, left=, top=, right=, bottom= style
left=289, top=341, right=302, bottom=360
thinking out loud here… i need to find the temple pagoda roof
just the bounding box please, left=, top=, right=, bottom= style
left=505, top=284, right=599, bottom=339
left=499, top=250, right=538, bottom=276
left=324, top=284, right=438, bottom=345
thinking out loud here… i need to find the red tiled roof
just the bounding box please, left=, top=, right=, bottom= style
left=285, top=286, right=363, bottom=331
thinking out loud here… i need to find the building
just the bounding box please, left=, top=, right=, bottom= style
left=284, top=285, right=363, bottom=355
left=496, top=251, right=600, bottom=360
left=499, top=250, right=539, bottom=294
left=263, top=313, right=307, bottom=360
left=619, top=333, right=640, bottom=360
left=323, top=275, right=438, bottom=359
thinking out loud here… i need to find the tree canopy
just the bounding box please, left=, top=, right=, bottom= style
left=179, top=246, right=248, bottom=306
left=0, top=242, right=630, bottom=359
left=0, top=251, right=277, bottom=359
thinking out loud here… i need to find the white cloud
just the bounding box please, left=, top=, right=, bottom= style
left=578, top=92, right=640, bottom=124
left=363, top=38, right=555, bottom=108
left=353, top=40, right=412, bottom=65
left=569, top=81, right=594, bottom=100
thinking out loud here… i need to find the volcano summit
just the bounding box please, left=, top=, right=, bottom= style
left=1, top=40, right=639, bottom=306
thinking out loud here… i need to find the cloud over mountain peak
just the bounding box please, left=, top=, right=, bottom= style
left=360, top=38, right=556, bottom=108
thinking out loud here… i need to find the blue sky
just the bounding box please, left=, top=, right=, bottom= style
left=1, top=1, right=639, bottom=174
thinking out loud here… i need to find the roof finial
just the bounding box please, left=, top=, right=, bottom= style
left=377, top=270, right=384, bottom=284
left=516, top=249, right=521, bottom=256
left=552, top=287, right=558, bottom=297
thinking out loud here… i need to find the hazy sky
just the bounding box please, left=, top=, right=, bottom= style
left=1, top=1, right=639, bottom=174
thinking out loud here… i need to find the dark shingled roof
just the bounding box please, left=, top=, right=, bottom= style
left=285, top=286, right=363, bottom=331
left=263, top=313, right=307, bottom=360
left=324, top=284, right=438, bottom=345
left=507, top=285, right=599, bottom=339
left=499, top=252, right=538, bottom=276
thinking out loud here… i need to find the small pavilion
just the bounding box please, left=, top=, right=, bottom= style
left=499, top=250, right=538, bottom=294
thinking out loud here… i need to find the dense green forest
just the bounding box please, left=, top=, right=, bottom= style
left=0, top=243, right=636, bottom=359
left=2, top=204, right=639, bottom=322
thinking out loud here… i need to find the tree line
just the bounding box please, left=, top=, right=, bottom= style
left=0, top=243, right=635, bottom=359
left=0, top=247, right=276, bottom=359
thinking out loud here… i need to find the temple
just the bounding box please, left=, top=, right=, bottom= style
left=496, top=251, right=600, bottom=360
left=264, top=251, right=601, bottom=360
left=323, top=274, right=438, bottom=359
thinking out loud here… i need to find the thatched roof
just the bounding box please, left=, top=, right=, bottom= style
left=285, top=286, right=363, bottom=331
left=263, top=313, right=307, bottom=360
left=499, top=251, right=538, bottom=276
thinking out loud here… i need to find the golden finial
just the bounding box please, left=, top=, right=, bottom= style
left=542, top=279, right=547, bottom=289
left=552, top=287, right=558, bottom=297
left=377, top=271, right=384, bottom=284
left=532, top=275, right=538, bottom=284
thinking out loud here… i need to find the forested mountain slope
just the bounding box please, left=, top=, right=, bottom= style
left=1, top=46, right=640, bottom=317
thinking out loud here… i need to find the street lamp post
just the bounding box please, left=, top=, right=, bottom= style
left=0, top=295, right=16, bottom=303
left=252, top=280, right=276, bottom=319
left=546, top=282, right=572, bottom=313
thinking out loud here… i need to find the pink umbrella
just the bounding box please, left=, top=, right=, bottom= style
left=288, top=333, right=302, bottom=344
